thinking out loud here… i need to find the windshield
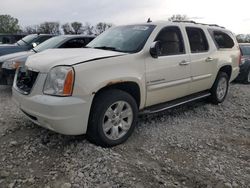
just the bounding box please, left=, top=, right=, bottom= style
left=17, top=35, right=37, bottom=46
left=240, top=45, right=250, bottom=56
left=33, top=36, right=67, bottom=52
left=87, top=24, right=156, bottom=53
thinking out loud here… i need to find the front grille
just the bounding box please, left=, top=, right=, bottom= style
left=16, top=67, right=39, bottom=95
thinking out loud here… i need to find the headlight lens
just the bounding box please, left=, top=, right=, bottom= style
left=2, top=61, right=21, bottom=70
left=43, top=66, right=75, bottom=96
left=241, top=58, right=246, bottom=65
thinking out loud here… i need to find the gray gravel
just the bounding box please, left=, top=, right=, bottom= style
left=0, top=83, right=249, bottom=188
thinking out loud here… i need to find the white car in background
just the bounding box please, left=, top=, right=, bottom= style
left=13, top=21, right=240, bottom=147
left=0, top=35, right=94, bottom=85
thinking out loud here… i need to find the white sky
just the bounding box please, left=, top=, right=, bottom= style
left=1, top=0, right=249, bottom=34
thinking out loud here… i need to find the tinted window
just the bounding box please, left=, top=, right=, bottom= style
left=155, top=26, right=185, bottom=56
left=34, top=36, right=52, bottom=45
left=211, top=31, right=235, bottom=49
left=186, top=27, right=209, bottom=53
left=60, top=38, right=86, bottom=48
left=33, top=36, right=68, bottom=52
left=240, top=45, right=250, bottom=56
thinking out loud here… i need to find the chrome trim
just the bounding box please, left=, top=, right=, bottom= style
left=147, top=78, right=191, bottom=91
left=146, top=93, right=211, bottom=114
left=192, top=74, right=212, bottom=81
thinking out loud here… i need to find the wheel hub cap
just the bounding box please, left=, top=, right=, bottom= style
left=216, top=77, right=228, bottom=100
left=102, top=101, right=133, bottom=140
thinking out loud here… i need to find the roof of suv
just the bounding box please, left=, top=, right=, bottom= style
left=143, top=20, right=227, bottom=31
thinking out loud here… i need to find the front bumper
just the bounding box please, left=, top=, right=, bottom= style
left=12, top=76, right=93, bottom=135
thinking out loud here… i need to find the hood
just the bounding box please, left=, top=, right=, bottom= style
left=0, top=51, right=34, bottom=62
left=0, top=45, right=27, bottom=57
left=26, top=48, right=127, bottom=72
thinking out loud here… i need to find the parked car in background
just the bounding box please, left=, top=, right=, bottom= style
left=0, top=34, right=26, bottom=44
left=235, top=43, right=250, bottom=84
left=0, top=34, right=54, bottom=57
left=0, top=35, right=95, bottom=85
left=13, top=21, right=240, bottom=147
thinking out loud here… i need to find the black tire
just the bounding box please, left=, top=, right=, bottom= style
left=244, top=68, right=250, bottom=84
left=87, top=89, right=138, bottom=147
left=209, top=72, right=229, bottom=104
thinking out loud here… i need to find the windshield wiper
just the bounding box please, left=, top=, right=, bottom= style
left=32, top=48, right=37, bottom=53
left=93, top=46, right=121, bottom=52
left=21, top=39, right=29, bottom=45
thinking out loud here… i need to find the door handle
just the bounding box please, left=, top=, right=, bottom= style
left=205, top=57, right=214, bottom=62
left=179, top=60, right=190, bottom=66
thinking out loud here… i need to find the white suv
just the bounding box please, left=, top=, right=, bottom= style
left=13, top=21, right=240, bottom=147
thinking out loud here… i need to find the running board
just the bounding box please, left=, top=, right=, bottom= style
left=140, top=91, right=211, bottom=114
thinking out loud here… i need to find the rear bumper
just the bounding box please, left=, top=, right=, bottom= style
left=12, top=88, right=93, bottom=135
left=230, top=66, right=240, bottom=82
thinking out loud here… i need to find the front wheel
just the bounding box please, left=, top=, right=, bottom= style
left=87, top=89, right=138, bottom=147
left=209, top=72, right=229, bottom=104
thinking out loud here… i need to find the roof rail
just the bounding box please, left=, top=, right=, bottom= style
left=172, top=20, right=197, bottom=24
left=172, top=20, right=225, bottom=29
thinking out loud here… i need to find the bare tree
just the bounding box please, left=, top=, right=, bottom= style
left=38, top=22, right=60, bottom=34
left=23, top=25, right=39, bottom=34
left=71, top=22, right=83, bottom=34
left=83, top=22, right=95, bottom=35
left=61, top=23, right=74, bottom=34
left=168, top=14, right=189, bottom=21
left=95, top=22, right=112, bottom=35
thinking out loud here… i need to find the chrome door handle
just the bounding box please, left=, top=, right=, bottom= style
left=179, top=60, right=190, bottom=66
left=205, top=57, right=214, bottom=62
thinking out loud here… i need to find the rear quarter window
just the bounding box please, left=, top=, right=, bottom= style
left=209, top=30, right=235, bottom=49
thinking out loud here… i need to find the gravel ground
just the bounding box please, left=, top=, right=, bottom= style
left=0, top=84, right=249, bottom=188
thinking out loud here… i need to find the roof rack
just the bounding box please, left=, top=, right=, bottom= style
left=172, top=20, right=197, bottom=24
left=172, top=20, right=225, bottom=29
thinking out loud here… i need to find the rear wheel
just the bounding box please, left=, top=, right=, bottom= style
left=209, top=72, right=229, bottom=104
left=87, top=89, right=138, bottom=147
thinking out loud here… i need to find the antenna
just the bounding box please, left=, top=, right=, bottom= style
left=147, top=18, right=152, bottom=23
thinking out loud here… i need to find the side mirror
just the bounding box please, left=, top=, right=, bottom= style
left=32, top=43, right=37, bottom=48
left=150, top=41, right=161, bottom=58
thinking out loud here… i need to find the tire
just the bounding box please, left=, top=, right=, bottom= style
left=209, top=72, right=229, bottom=104
left=244, top=68, right=250, bottom=84
left=87, top=89, right=138, bottom=147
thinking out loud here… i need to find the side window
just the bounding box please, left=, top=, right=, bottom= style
left=186, top=27, right=209, bottom=53
left=60, top=38, right=87, bottom=48
left=84, top=37, right=94, bottom=44
left=211, top=31, right=234, bottom=49
left=35, top=36, right=52, bottom=45
left=155, top=26, right=185, bottom=56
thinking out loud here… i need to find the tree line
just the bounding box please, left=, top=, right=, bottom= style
left=0, top=14, right=112, bottom=35
left=1, top=14, right=249, bottom=42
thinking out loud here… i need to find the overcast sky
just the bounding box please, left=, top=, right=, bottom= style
left=1, top=0, right=250, bottom=34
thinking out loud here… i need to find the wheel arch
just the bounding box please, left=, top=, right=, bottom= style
left=218, top=65, right=232, bottom=80
left=92, top=80, right=143, bottom=109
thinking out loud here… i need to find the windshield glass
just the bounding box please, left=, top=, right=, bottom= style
left=240, top=45, right=250, bottom=56
left=33, top=36, right=67, bottom=52
left=87, top=24, right=156, bottom=53
left=17, top=35, right=37, bottom=46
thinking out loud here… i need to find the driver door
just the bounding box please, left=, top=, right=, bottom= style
left=145, top=26, right=191, bottom=106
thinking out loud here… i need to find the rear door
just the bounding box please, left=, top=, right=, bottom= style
left=145, top=25, right=191, bottom=106
left=185, top=27, right=216, bottom=94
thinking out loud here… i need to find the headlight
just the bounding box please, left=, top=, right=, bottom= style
left=241, top=58, right=246, bottom=65
left=43, top=66, right=75, bottom=96
left=2, top=61, right=21, bottom=70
